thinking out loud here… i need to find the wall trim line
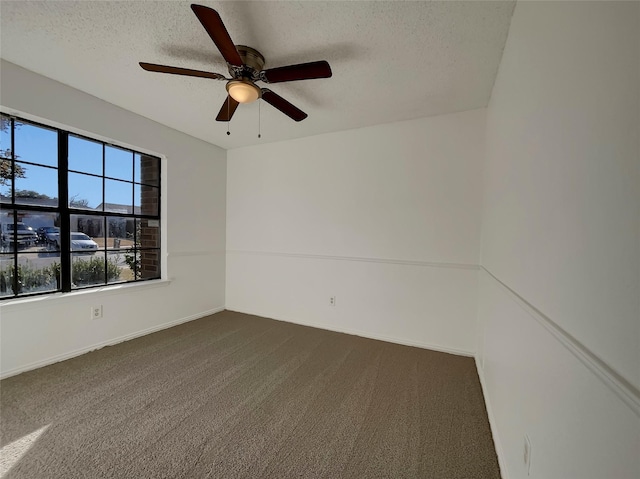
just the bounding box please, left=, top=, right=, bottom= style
left=169, top=250, right=223, bottom=258
left=481, top=267, right=640, bottom=418
left=227, top=250, right=479, bottom=270
left=0, top=307, right=225, bottom=380
left=226, top=307, right=475, bottom=358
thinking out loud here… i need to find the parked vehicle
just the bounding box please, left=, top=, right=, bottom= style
left=71, top=233, right=99, bottom=254
left=36, top=226, right=60, bottom=244
left=1, top=222, right=38, bottom=250
left=47, top=232, right=99, bottom=254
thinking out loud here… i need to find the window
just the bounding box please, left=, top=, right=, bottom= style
left=1, top=113, right=161, bottom=299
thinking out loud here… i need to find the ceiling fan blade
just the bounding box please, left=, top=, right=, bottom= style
left=261, top=60, right=332, bottom=84
left=139, top=62, right=226, bottom=80
left=261, top=89, right=308, bottom=122
left=216, top=96, right=240, bottom=122
left=191, top=4, right=243, bottom=67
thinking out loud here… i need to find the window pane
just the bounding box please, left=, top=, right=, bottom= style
left=135, top=154, right=159, bottom=186
left=139, top=249, right=160, bottom=279
left=69, top=135, right=102, bottom=176
left=1, top=211, right=38, bottom=252
left=29, top=211, right=61, bottom=248
left=14, top=121, right=57, bottom=167
left=0, top=160, right=10, bottom=202
left=71, top=215, right=104, bottom=250
left=0, top=210, right=12, bottom=252
left=105, top=145, right=133, bottom=181
left=13, top=211, right=47, bottom=246
left=69, top=172, right=102, bottom=209
left=137, top=185, right=159, bottom=216
left=1, top=115, right=11, bottom=159
left=108, top=250, right=133, bottom=284
left=71, top=252, right=111, bottom=288
left=17, top=252, right=60, bottom=294
left=137, top=218, right=160, bottom=249
left=1, top=116, right=17, bottom=199
left=107, top=217, right=134, bottom=250
left=105, top=179, right=132, bottom=213
left=0, top=254, right=14, bottom=296
left=106, top=217, right=135, bottom=283
left=14, top=162, right=58, bottom=207
left=134, top=184, right=141, bottom=214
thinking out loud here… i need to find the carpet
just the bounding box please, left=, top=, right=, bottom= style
left=1, top=310, right=500, bottom=478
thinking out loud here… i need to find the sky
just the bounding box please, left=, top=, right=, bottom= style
left=1, top=118, right=150, bottom=209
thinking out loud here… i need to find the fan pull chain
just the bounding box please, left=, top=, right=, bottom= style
left=258, top=99, right=262, bottom=139
left=227, top=97, right=231, bottom=135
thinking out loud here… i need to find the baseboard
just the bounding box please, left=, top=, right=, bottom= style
left=226, top=307, right=474, bottom=357
left=0, top=306, right=225, bottom=380
left=475, top=355, right=509, bottom=479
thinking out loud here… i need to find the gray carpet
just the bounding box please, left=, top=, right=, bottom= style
left=0, top=310, right=500, bottom=478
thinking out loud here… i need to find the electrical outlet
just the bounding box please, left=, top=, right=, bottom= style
left=524, top=434, right=532, bottom=475
left=91, top=305, right=103, bottom=320
left=329, top=296, right=336, bottom=306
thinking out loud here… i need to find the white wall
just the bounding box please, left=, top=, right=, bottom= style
left=227, top=109, right=485, bottom=354
left=0, top=61, right=227, bottom=378
left=478, top=2, right=640, bottom=478
left=4, top=3, right=639, bottom=476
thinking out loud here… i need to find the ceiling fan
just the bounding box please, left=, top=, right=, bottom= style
left=139, top=4, right=332, bottom=123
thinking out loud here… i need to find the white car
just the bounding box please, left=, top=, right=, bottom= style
left=71, top=233, right=99, bottom=254
left=48, top=232, right=99, bottom=253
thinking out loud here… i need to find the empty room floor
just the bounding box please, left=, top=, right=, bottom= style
left=0, top=311, right=500, bottom=478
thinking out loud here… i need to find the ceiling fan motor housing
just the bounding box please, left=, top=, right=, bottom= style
left=229, top=45, right=265, bottom=80
left=140, top=5, right=331, bottom=122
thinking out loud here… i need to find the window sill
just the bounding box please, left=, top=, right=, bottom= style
left=0, top=278, right=172, bottom=311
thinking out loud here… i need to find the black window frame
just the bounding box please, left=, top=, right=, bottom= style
left=0, top=113, right=162, bottom=300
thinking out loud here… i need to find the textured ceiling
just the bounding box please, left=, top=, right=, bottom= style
left=0, top=1, right=515, bottom=150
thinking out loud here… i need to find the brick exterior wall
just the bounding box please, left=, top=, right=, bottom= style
left=139, top=155, right=160, bottom=279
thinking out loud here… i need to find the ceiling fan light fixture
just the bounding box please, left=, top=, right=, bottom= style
left=226, top=80, right=260, bottom=103
left=141, top=5, right=330, bottom=122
